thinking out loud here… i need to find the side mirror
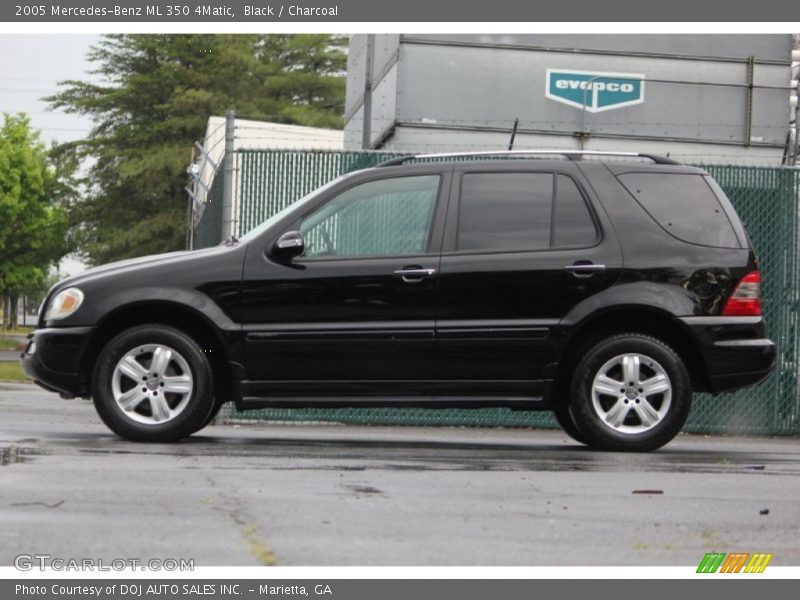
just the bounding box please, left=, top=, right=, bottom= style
left=273, top=230, right=305, bottom=259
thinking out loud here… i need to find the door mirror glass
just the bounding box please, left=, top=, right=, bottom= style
left=274, top=230, right=305, bottom=258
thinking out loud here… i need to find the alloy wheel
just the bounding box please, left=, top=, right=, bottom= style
left=590, top=352, right=672, bottom=434
left=111, top=344, right=194, bottom=425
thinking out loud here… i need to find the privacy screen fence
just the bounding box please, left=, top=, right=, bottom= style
left=194, top=150, right=800, bottom=435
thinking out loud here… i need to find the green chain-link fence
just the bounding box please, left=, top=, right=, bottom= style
left=193, top=166, right=224, bottom=249
left=236, top=150, right=405, bottom=236
left=194, top=151, right=800, bottom=435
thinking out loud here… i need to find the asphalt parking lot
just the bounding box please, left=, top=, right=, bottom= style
left=1, top=383, right=799, bottom=566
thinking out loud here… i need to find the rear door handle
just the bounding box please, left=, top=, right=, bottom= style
left=564, top=262, right=606, bottom=278
left=394, top=266, right=437, bottom=283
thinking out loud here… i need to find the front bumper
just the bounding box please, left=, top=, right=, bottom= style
left=678, top=316, right=776, bottom=393
left=20, top=326, right=96, bottom=398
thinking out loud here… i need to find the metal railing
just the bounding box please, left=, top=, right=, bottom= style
left=377, top=150, right=680, bottom=166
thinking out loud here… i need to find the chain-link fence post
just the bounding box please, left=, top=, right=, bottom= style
left=222, top=110, right=236, bottom=241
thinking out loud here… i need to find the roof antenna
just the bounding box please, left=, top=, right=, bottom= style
left=508, top=118, right=519, bottom=151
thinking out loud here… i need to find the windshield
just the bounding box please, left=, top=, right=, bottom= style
left=237, top=174, right=351, bottom=243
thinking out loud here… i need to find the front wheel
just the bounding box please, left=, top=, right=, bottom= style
left=92, top=325, right=215, bottom=442
left=568, top=334, right=691, bottom=452
left=191, top=398, right=227, bottom=434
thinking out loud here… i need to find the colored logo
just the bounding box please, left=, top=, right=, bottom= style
left=545, top=69, right=645, bottom=113
left=696, top=552, right=773, bottom=573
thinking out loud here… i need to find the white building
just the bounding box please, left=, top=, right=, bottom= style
left=192, top=116, right=344, bottom=206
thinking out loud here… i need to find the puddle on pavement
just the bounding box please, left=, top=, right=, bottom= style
left=1, top=445, right=29, bottom=466
left=3, top=434, right=798, bottom=476
left=0, top=442, right=51, bottom=466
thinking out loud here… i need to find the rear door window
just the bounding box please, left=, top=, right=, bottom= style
left=458, top=173, right=552, bottom=252
left=617, top=173, right=740, bottom=248
left=553, top=175, right=598, bottom=247
left=456, top=172, right=597, bottom=253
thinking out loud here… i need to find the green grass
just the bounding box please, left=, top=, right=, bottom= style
left=0, top=339, right=22, bottom=350
left=1, top=326, right=34, bottom=336
left=0, top=362, right=28, bottom=382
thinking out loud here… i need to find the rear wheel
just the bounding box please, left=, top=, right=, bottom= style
left=569, top=333, right=691, bottom=452
left=92, top=325, right=215, bottom=442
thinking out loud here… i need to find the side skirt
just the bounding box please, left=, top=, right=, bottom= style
left=233, top=380, right=553, bottom=411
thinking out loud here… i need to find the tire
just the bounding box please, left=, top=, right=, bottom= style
left=568, top=333, right=691, bottom=452
left=92, top=324, right=215, bottom=442
left=552, top=401, right=588, bottom=445
left=191, top=398, right=227, bottom=434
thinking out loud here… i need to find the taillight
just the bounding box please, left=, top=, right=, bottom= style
left=721, top=271, right=761, bottom=316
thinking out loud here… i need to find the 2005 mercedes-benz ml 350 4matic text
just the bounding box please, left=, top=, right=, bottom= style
left=22, top=150, right=776, bottom=451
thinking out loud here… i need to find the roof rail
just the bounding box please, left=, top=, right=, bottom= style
left=376, top=150, right=680, bottom=167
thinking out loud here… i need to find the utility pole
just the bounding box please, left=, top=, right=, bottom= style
left=362, top=35, right=374, bottom=149
left=744, top=56, right=755, bottom=149
left=222, top=109, right=236, bottom=240
left=794, top=69, right=799, bottom=166
left=791, top=49, right=799, bottom=165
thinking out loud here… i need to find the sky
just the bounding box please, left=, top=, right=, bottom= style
left=0, top=34, right=100, bottom=276
left=0, top=35, right=100, bottom=144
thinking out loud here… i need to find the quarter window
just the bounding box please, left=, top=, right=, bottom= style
left=300, top=175, right=440, bottom=258
left=617, top=173, right=740, bottom=248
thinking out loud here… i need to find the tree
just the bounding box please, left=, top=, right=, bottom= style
left=48, top=34, right=348, bottom=265
left=0, top=114, right=70, bottom=329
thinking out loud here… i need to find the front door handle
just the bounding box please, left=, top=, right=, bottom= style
left=564, top=261, right=606, bottom=278
left=394, top=266, right=437, bottom=283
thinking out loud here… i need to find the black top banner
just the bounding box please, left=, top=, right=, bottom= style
left=2, top=0, right=799, bottom=22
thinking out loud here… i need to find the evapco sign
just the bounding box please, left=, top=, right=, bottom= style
left=545, top=69, right=645, bottom=112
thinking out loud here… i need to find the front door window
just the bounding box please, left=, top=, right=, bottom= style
left=300, top=175, right=440, bottom=258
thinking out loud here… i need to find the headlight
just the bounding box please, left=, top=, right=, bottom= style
left=44, top=288, right=85, bottom=321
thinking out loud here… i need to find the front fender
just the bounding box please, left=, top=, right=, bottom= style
left=88, top=287, right=238, bottom=333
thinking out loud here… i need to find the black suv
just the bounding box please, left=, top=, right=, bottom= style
left=21, top=151, right=776, bottom=451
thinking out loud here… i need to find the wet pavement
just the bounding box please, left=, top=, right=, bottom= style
left=1, top=384, right=799, bottom=566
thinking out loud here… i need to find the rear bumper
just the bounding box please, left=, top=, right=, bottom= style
left=678, top=316, right=776, bottom=393
left=20, top=326, right=95, bottom=398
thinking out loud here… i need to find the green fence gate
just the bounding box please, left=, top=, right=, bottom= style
left=194, top=151, right=800, bottom=435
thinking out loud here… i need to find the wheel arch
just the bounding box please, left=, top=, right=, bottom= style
left=79, top=301, right=237, bottom=401
left=551, top=305, right=709, bottom=404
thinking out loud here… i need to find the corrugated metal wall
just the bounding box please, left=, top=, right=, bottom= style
left=344, top=35, right=793, bottom=165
